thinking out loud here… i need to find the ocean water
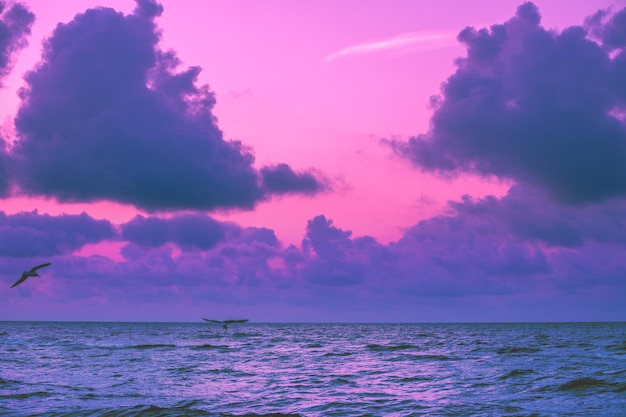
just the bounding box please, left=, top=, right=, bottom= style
left=1, top=322, right=625, bottom=416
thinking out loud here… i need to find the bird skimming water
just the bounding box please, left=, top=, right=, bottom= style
left=10, top=263, right=52, bottom=288
left=202, top=318, right=249, bottom=330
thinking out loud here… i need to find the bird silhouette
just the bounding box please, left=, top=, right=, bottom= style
left=10, top=263, right=52, bottom=288
left=202, top=318, right=249, bottom=330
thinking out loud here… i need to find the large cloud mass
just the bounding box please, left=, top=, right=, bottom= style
left=11, top=0, right=324, bottom=211
left=2, top=189, right=625, bottom=321
left=389, top=2, right=626, bottom=204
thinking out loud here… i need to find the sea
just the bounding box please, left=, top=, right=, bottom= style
left=1, top=322, right=625, bottom=416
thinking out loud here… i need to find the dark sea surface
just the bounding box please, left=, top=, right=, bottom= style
left=1, top=322, right=625, bottom=416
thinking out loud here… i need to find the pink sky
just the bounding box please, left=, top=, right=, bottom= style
left=0, top=0, right=615, bottom=247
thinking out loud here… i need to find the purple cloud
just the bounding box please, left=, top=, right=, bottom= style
left=0, top=210, right=114, bottom=258
left=0, top=1, right=34, bottom=83
left=120, top=213, right=281, bottom=251
left=0, top=1, right=34, bottom=197
left=586, top=7, right=626, bottom=50
left=121, top=214, right=226, bottom=251
left=0, top=139, right=9, bottom=197
left=387, top=2, right=626, bottom=204
left=261, top=164, right=327, bottom=196
left=11, top=0, right=325, bottom=212
left=301, top=215, right=372, bottom=287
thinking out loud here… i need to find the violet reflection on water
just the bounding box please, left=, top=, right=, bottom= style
left=1, top=322, right=625, bottom=416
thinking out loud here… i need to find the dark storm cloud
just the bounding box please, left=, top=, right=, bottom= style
left=11, top=0, right=325, bottom=211
left=260, top=164, right=327, bottom=195
left=0, top=210, right=114, bottom=257
left=388, top=2, right=626, bottom=204
left=121, top=214, right=226, bottom=251
left=120, top=214, right=281, bottom=251
left=0, top=1, right=34, bottom=82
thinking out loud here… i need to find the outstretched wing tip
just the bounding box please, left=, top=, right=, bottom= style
left=31, top=262, right=52, bottom=271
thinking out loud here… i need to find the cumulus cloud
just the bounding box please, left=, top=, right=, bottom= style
left=0, top=1, right=34, bottom=82
left=0, top=138, right=9, bottom=197
left=121, top=214, right=226, bottom=251
left=11, top=0, right=326, bottom=211
left=0, top=1, right=34, bottom=197
left=0, top=210, right=114, bottom=257
left=388, top=2, right=626, bottom=204
left=261, top=164, right=328, bottom=196
left=120, top=213, right=281, bottom=252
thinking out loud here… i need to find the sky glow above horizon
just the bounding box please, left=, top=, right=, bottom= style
left=1, top=0, right=625, bottom=322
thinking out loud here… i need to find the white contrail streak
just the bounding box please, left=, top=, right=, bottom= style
left=326, top=31, right=457, bottom=61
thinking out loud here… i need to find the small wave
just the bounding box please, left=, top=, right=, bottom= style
left=614, top=383, right=626, bottom=393
left=557, top=377, right=612, bottom=391
left=385, top=353, right=454, bottom=362
left=412, top=354, right=454, bottom=361
left=306, top=343, right=323, bottom=348
left=605, top=340, right=626, bottom=351
left=190, top=344, right=230, bottom=351
left=206, top=367, right=254, bottom=377
left=167, top=365, right=196, bottom=374
left=395, top=376, right=431, bottom=383
left=323, top=351, right=353, bottom=357
left=496, top=346, right=541, bottom=354
left=48, top=401, right=213, bottom=417
left=367, top=343, right=418, bottom=351
left=0, top=377, right=21, bottom=387
left=502, top=405, right=524, bottom=414
left=127, top=344, right=177, bottom=350
left=0, top=391, right=51, bottom=400
left=330, top=377, right=357, bottom=386
left=230, top=413, right=302, bottom=417
left=499, top=369, right=534, bottom=380
left=33, top=337, right=88, bottom=349
left=232, top=332, right=262, bottom=337
left=599, top=368, right=626, bottom=377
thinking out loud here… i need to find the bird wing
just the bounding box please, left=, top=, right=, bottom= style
left=30, top=262, right=51, bottom=272
left=10, top=273, right=29, bottom=288
left=224, top=319, right=249, bottom=324
left=202, top=318, right=223, bottom=324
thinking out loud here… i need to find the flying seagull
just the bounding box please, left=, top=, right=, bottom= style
left=10, top=263, right=52, bottom=288
left=202, top=318, right=249, bottom=330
